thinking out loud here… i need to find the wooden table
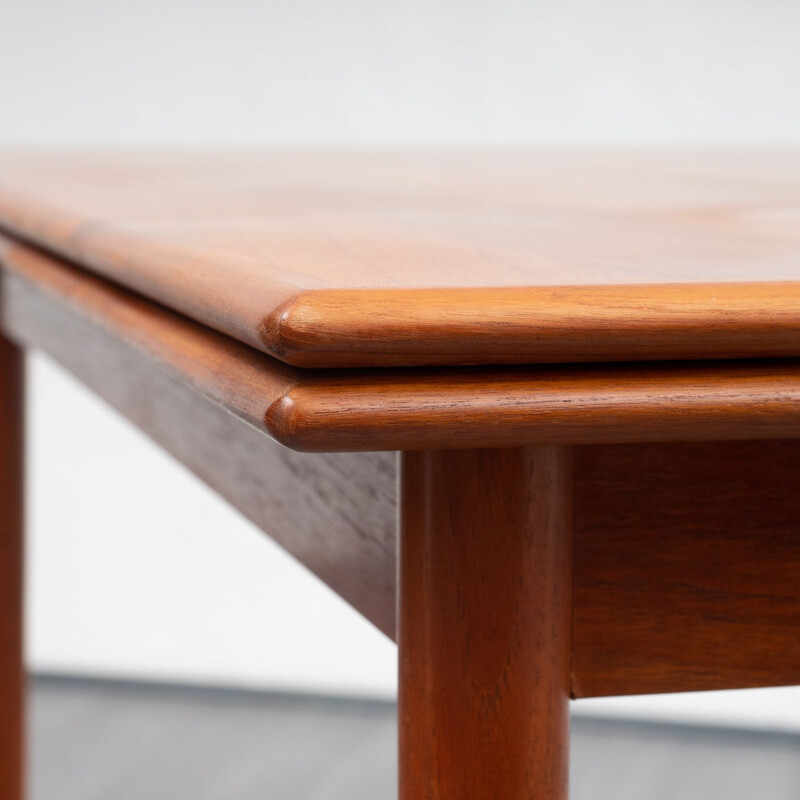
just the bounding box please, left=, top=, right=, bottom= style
left=1, top=150, right=799, bottom=799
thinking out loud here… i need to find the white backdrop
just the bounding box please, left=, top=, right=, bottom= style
left=3, top=0, right=800, bottom=728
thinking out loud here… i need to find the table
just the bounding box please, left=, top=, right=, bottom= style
left=1, top=150, right=799, bottom=799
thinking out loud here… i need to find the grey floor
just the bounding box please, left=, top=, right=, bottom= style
left=31, top=675, right=800, bottom=800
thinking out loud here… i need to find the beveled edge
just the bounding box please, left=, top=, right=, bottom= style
left=3, top=234, right=800, bottom=453
left=262, top=283, right=800, bottom=368
left=3, top=184, right=800, bottom=369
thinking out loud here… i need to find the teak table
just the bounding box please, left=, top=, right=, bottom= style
left=1, top=150, right=800, bottom=799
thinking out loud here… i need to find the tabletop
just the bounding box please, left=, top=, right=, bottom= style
left=0, top=149, right=799, bottom=367
left=2, top=151, right=800, bottom=800
left=3, top=233, right=800, bottom=452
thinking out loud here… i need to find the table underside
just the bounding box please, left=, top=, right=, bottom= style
left=1, top=235, right=799, bottom=700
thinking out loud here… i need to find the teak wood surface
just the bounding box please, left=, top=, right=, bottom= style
left=0, top=333, right=23, bottom=800
left=3, top=238, right=799, bottom=703
left=1, top=150, right=800, bottom=367
left=1, top=150, right=800, bottom=799
left=399, top=448, right=572, bottom=799
left=572, top=440, right=800, bottom=696
left=4, top=236, right=800, bottom=453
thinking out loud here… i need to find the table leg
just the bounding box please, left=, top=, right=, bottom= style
left=399, top=447, right=572, bottom=799
left=0, top=335, right=24, bottom=800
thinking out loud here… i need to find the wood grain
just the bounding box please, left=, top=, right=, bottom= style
left=572, top=440, right=800, bottom=697
left=398, top=448, right=572, bottom=799
left=5, top=237, right=800, bottom=453
left=0, top=333, right=23, bottom=800
left=0, top=239, right=397, bottom=637
left=5, top=234, right=800, bottom=699
left=2, top=150, right=800, bottom=367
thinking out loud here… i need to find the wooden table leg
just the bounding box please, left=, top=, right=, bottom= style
left=0, top=334, right=24, bottom=800
left=399, top=447, right=572, bottom=800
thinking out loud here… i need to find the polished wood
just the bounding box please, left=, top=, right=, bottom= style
left=2, top=150, right=800, bottom=367
left=4, top=240, right=800, bottom=693
left=5, top=238, right=800, bottom=453
left=265, top=360, right=800, bottom=451
left=572, top=440, right=800, bottom=697
left=0, top=333, right=23, bottom=800
left=0, top=241, right=397, bottom=637
left=399, top=448, right=572, bottom=799
left=4, top=149, right=800, bottom=799
left=9, top=273, right=800, bottom=697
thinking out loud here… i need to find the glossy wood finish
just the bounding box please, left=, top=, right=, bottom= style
left=3, top=238, right=800, bottom=694
left=0, top=333, right=23, bottom=800
left=572, top=440, right=800, bottom=697
left=5, top=238, right=800, bottom=453
left=3, top=150, right=800, bottom=800
left=9, top=295, right=800, bottom=698
left=4, top=234, right=800, bottom=696
left=0, top=240, right=397, bottom=636
left=267, top=361, right=800, bottom=451
left=2, top=150, right=800, bottom=367
left=399, top=448, right=572, bottom=799
left=263, top=282, right=800, bottom=369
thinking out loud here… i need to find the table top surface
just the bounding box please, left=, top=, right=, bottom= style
left=1, top=149, right=799, bottom=368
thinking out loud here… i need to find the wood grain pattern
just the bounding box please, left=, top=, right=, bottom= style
left=398, top=448, right=572, bottom=799
left=0, top=239, right=397, bottom=637
left=572, top=440, right=800, bottom=697
left=4, top=234, right=800, bottom=699
left=0, top=333, right=23, bottom=800
left=5, top=237, right=800, bottom=453
left=2, top=150, right=800, bottom=367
